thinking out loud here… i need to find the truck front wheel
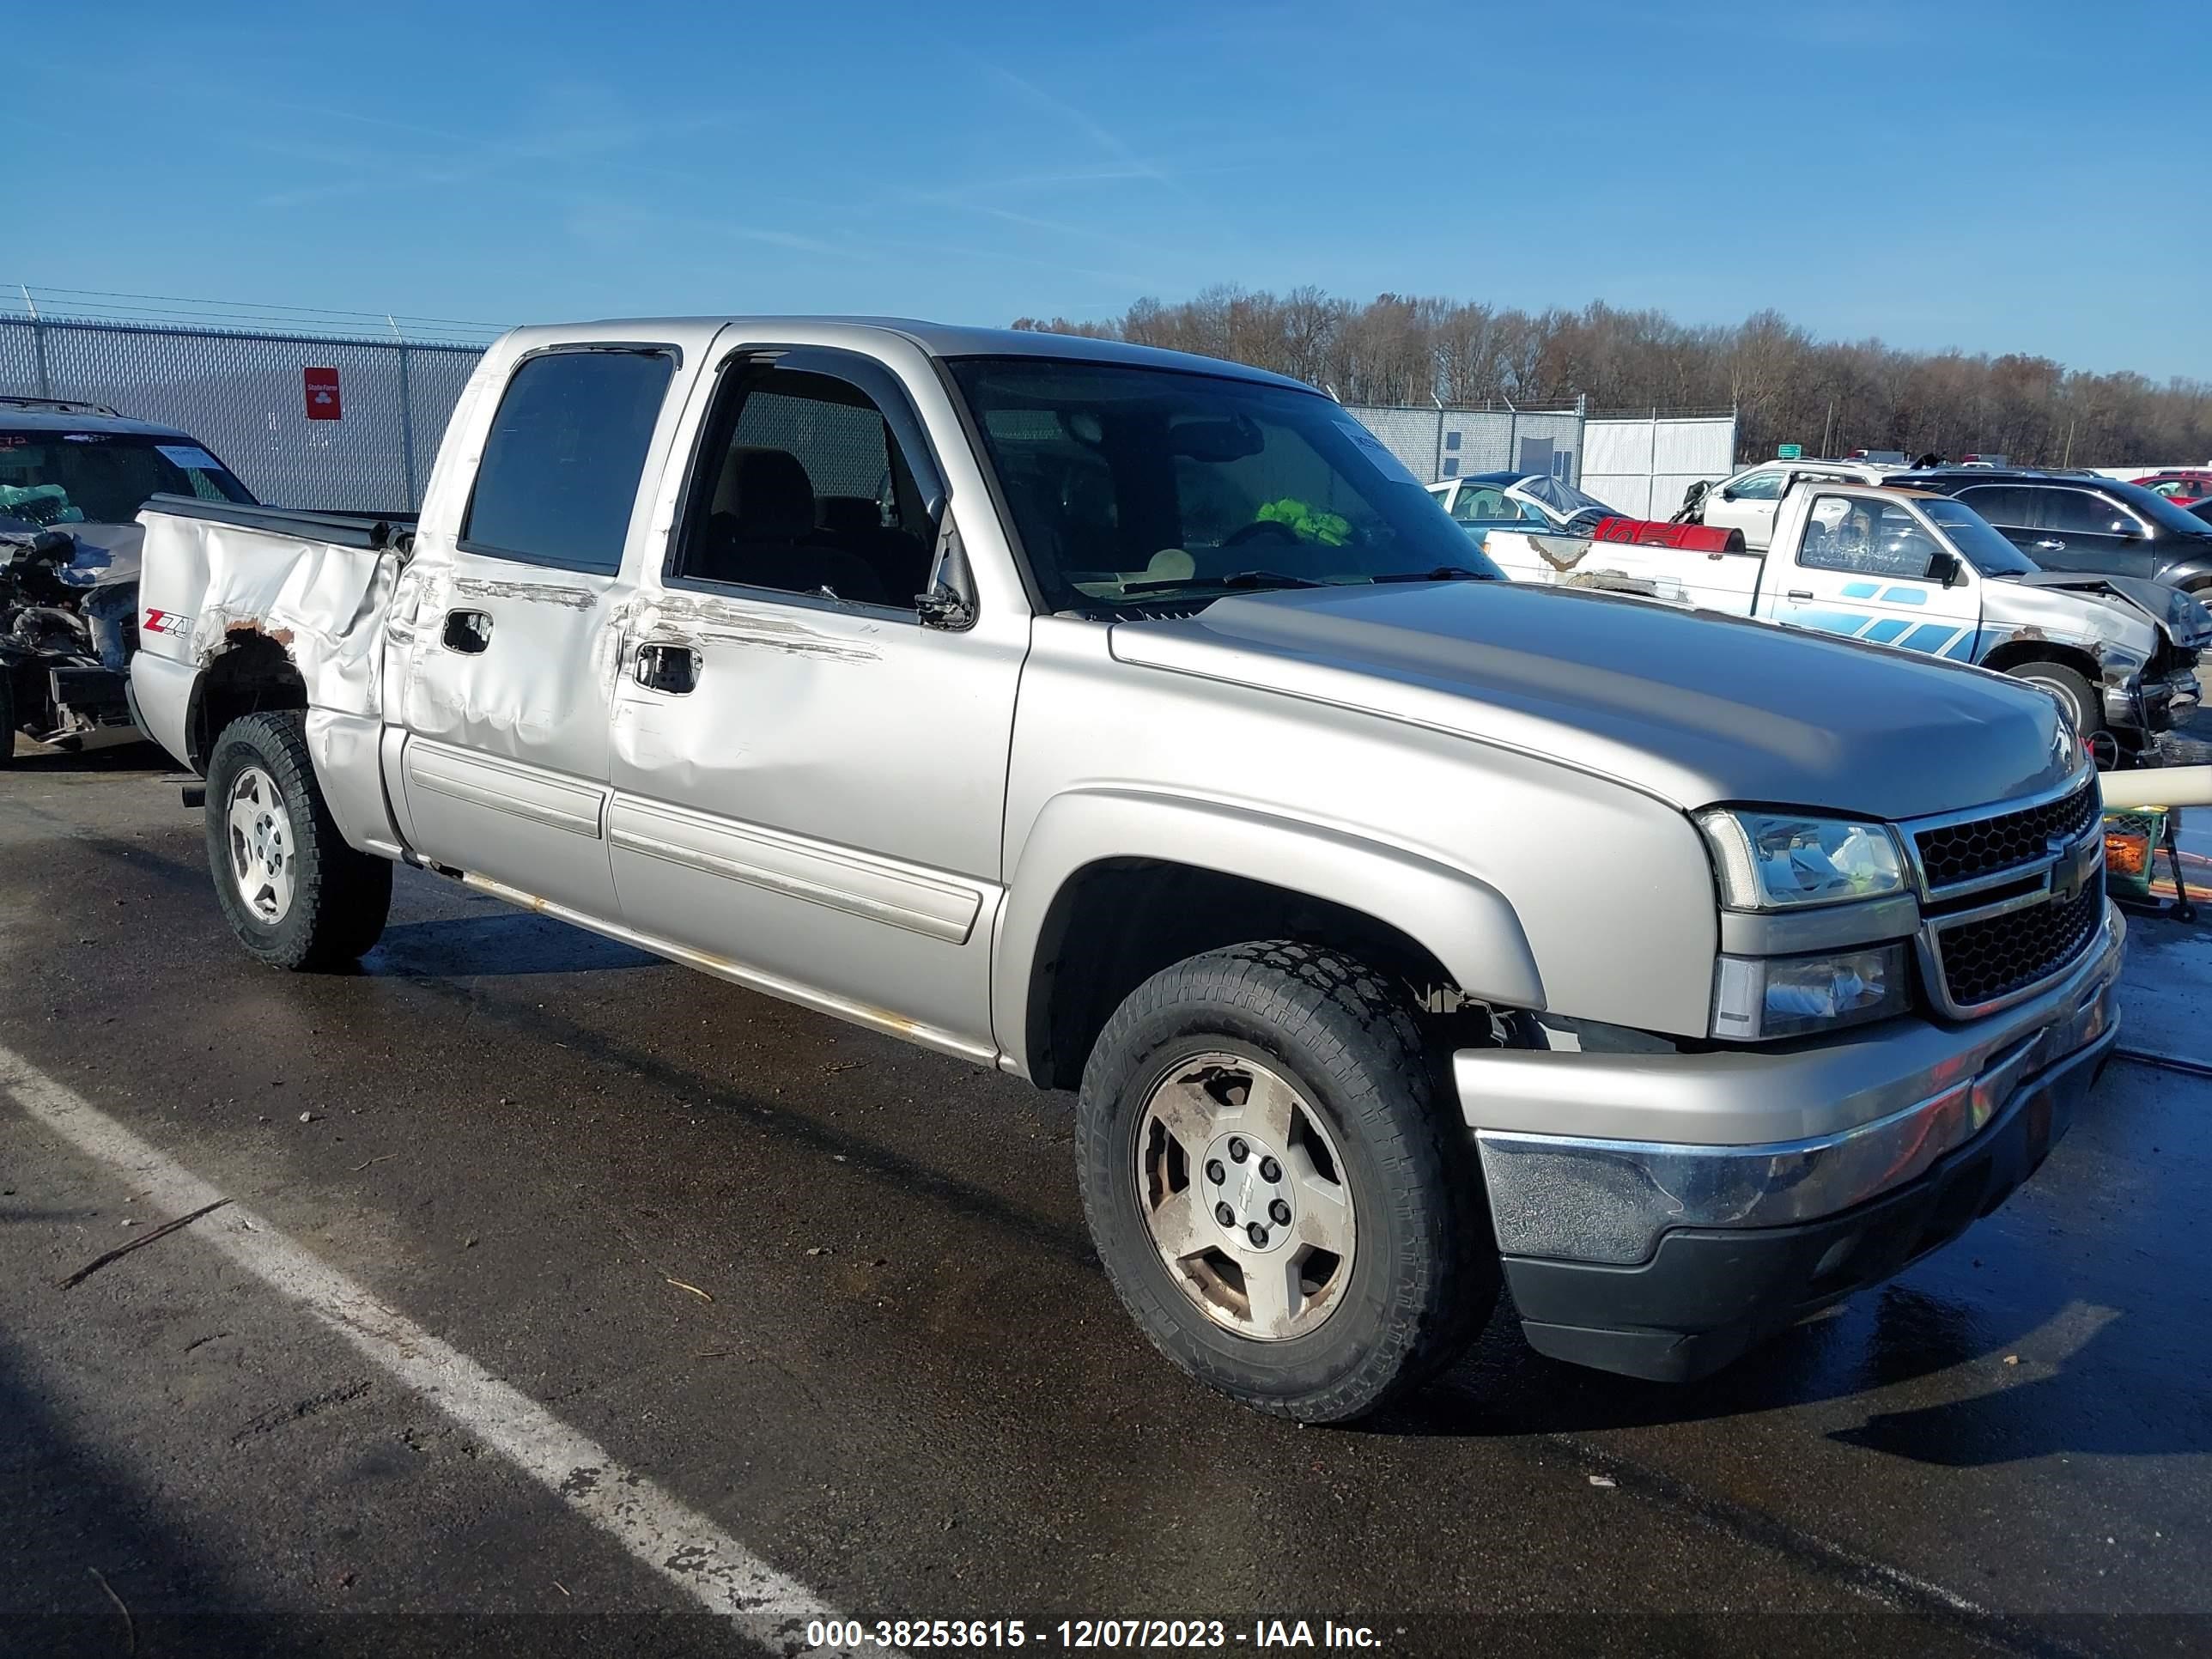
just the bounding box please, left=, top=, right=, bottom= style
left=1076, top=941, right=1496, bottom=1422
left=204, top=711, right=392, bottom=970
left=2010, top=662, right=2107, bottom=743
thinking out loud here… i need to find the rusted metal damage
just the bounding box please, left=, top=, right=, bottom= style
left=1528, top=534, right=1598, bottom=574
left=215, top=621, right=295, bottom=653
left=1562, top=570, right=1659, bottom=597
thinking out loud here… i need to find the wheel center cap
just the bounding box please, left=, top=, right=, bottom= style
left=1201, top=1130, right=1292, bottom=1254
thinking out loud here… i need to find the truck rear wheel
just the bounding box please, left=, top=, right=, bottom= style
left=204, top=711, right=392, bottom=970
left=1076, top=941, right=1496, bottom=1422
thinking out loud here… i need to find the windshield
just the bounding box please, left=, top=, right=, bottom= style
left=1516, top=474, right=1620, bottom=520
left=1918, top=496, right=2036, bottom=575
left=2104, top=477, right=2212, bottom=538
left=0, top=430, right=255, bottom=526
left=947, top=358, right=1503, bottom=611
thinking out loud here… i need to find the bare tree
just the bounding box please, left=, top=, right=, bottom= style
left=1014, top=289, right=2210, bottom=465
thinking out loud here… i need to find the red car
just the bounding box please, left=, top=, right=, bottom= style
left=2134, top=469, right=2212, bottom=505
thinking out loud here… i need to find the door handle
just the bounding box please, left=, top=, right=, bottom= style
left=2033, top=539, right=2067, bottom=552
left=635, top=642, right=700, bottom=695
left=441, top=610, right=493, bottom=653
left=1786, top=589, right=1814, bottom=600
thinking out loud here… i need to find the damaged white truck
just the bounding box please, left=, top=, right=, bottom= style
left=132, top=319, right=2122, bottom=1421
left=1481, top=478, right=2209, bottom=763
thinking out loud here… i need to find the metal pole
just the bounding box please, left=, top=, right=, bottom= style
left=22, top=285, right=51, bottom=398
left=397, top=343, right=419, bottom=512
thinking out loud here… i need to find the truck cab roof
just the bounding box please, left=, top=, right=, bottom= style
left=498, top=316, right=1317, bottom=392
left=0, top=398, right=201, bottom=442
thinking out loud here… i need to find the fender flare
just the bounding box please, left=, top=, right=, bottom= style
left=991, top=787, right=1545, bottom=1079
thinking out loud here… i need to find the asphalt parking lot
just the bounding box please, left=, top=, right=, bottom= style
left=5, top=743, right=2211, bottom=1658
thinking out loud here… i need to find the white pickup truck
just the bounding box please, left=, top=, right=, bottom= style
left=131, top=320, right=2123, bottom=1421
left=1691, top=459, right=1898, bottom=550
left=1484, top=478, right=2209, bottom=758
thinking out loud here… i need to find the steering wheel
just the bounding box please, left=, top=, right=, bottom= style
left=1222, top=519, right=1302, bottom=548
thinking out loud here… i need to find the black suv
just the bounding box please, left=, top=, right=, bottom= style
left=1895, top=467, right=2212, bottom=595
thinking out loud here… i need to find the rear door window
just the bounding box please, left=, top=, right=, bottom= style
left=2043, top=489, right=2141, bottom=538
left=1956, top=485, right=2039, bottom=529
left=462, top=348, right=676, bottom=573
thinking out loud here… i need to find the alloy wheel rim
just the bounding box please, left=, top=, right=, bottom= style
left=226, top=765, right=295, bottom=925
left=1133, top=1050, right=1357, bottom=1341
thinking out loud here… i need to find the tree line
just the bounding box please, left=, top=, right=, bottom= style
left=1012, top=288, right=2212, bottom=468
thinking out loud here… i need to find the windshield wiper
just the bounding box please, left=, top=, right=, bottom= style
left=1120, top=569, right=1325, bottom=595
left=1370, top=565, right=1494, bottom=583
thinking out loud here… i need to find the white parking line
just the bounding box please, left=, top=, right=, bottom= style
left=2, top=1042, right=878, bottom=1658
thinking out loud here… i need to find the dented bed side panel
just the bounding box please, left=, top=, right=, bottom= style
left=135, top=511, right=399, bottom=715
left=130, top=508, right=403, bottom=799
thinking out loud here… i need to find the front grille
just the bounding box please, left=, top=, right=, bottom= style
left=1933, top=879, right=2104, bottom=1010
left=1914, top=779, right=2100, bottom=890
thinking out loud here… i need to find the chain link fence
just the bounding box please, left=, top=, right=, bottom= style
left=1, top=289, right=1734, bottom=522
left=1, top=294, right=495, bottom=514
left=1342, top=404, right=1586, bottom=487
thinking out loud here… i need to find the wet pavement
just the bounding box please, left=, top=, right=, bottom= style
left=3, top=743, right=2209, bottom=1657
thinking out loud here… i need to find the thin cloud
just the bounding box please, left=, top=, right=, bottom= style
left=979, top=64, right=1202, bottom=204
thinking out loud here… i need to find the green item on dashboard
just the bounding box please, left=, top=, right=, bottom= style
left=1254, top=498, right=1351, bottom=546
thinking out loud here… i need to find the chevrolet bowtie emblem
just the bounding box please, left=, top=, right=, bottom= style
left=2049, top=834, right=2096, bottom=904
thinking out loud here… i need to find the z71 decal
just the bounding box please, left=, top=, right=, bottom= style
left=141, top=607, right=193, bottom=643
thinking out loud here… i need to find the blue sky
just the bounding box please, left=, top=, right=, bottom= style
left=17, top=0, right=2210, bottom=377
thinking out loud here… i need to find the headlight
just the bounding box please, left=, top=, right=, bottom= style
left=1698, top=809, right=1905, bottom=910
left=1711, top=945, right=1911, bottom=1041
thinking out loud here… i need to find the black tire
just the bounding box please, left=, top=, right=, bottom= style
left=0, top=667, right=15, bottom=769
left=204, top=710, right=391, bottom=970
left=1076, top=941, right=1497, bottom=1423
left=2010, top=661, right=2106, bottom=741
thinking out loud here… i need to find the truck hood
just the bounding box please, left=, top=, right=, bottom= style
left=2001, top=569, right=2212, bottom=651
left=1109, top=581, right=2075, bottom=821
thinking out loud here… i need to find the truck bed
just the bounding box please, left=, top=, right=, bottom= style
left=130, top=495, right=409, bottom=773
left=1478, top=527, right=1768, bottom=615
left=143, top=494, right=417, bottom=551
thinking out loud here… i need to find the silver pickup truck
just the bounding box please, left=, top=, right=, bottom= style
left=131, top=319, right=2123, bottom=1422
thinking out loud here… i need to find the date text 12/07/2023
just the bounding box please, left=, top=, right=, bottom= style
left=803, top=1620, right=1391, bottom=1650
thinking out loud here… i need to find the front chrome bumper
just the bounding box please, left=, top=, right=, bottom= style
left=1459, top=908, right=2124, bottom=1267
left=2106, top=671, right=2201, bottom=731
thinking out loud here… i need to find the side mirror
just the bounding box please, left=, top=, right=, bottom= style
left=1717, top=486, right=1738, bottom=501
left=1926, top=550, right=1963, bottom=588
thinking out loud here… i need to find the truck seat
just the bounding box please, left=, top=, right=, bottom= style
left=695, top=447, right=888, bottom=606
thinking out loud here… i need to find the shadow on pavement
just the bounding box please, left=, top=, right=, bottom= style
left=5, top=738, right=173, bottom=774
left=359, top=914, right=665, bottom=979
left=0, top=1332, right=806, bottom=1657
left=1382, top=1272, right=2200, bottom=1469
left=0, top=1334, right=296, bottom=1658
